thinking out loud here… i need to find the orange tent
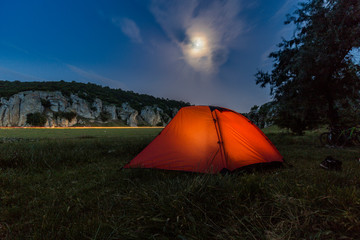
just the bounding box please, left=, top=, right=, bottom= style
left=124, top=106, right=283, bottom=173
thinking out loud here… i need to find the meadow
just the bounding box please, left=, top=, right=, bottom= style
left=0, top=127, right=359, bottom=239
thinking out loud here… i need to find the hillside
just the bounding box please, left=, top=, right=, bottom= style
left=0, top=80, right=190, bottom=113
left=0, top=80, right=190, bottom=127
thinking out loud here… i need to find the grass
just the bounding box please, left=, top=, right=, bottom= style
left=0, top=127, right=162, bottom=139
left=0, top=127, right=360, bottom=239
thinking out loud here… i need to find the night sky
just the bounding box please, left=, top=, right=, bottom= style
left=0, top=0, right=300, bottom=112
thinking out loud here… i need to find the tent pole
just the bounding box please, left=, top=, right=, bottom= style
left=211, top=110, right=227, bottom=169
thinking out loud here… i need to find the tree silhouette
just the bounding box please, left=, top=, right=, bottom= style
left=256, top=0, right=360, bottom=134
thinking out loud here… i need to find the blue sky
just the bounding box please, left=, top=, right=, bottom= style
left=0, top=0, right=300, bottom=112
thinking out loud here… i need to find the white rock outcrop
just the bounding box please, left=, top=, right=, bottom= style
left=140, top=106, right=162, bottom=126
left=117, top=103, right=138, bottom=126
left=0, top=91, right=178, bottom=127
left=103, top=104, right=117, bottom=120
left=91, top=98, right=102, bottom=118
left=70, top=94, right=93, bottom=119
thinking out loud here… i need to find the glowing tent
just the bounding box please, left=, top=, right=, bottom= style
left=124, top=106, right=283, bottom=173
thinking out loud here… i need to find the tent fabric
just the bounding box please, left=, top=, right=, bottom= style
left=124, top=106, right=283, bottom=173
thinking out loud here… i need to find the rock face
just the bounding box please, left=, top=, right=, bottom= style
left=0, top=91, right=178, bottom=127
left=103, top=104, right=117, bottom=120
left=70, top=94, right=93, bottom=119
left=117, top=103, right=138, bottom=127
left=140, top=106, right=162, bottom=126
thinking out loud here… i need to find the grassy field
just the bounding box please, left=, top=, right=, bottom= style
left=0, top=127, right=163, bottom=139
left=0, top=127, right=359, bottom=239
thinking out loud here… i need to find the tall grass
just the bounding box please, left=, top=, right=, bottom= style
left=0, top=128, right=359, bottom=239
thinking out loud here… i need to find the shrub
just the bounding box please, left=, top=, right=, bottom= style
left=160, top=113, right=170, bottom=123
left=41, top=99, right=52, bottom=108
left=62, top=112, right=77, bottom=121
left=26, top=112, right=47, bottom=126
left=100, top=111, right=111, bottom=122
left=53, top=111, right=77, bottom=121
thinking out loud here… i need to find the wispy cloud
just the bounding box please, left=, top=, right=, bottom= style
left=260, top=0, right=301, bottom=68
left=260, top=21, right=296, bottom=69
left=0, top=66, right=45, bottom=81
left=272, top=0, right=300, bottom=21
left=112, top=17, right=142, bottom=43
left=66, top=64, right=126, bottom=89
left=0, top=41, right=30, bottom=55
left=150, top=0, right=243, bottom=74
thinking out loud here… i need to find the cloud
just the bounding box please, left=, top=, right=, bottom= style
left=150, top=0, right=243, bottom=74
left=272, top=0, right=300, bottom=21
left=259, top=22, right=295, bottom=69
left=0, top=41, right=30, bottom=55
left=0, top=66, right=45, bottom=81
left=112, top=17, right=142, bottom=43
left=66, top=64, right=125, bottom=89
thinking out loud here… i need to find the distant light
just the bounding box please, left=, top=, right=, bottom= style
left=0, top=127, right=164, bottom=129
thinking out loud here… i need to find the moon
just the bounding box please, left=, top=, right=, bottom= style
left=181, top=32, right=214, bottom=73
left=189, top=36, right=208, bottom=57
left=192, top=38, right=204, bottom=49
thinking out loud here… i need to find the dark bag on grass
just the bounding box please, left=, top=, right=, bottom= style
left=320, top=156, right=342, bottom=171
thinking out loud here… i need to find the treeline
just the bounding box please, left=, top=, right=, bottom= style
left=0, top=80, right=190, bottom=114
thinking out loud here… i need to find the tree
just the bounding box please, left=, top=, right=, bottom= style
left=247, top=102, right=276, bottom=129
left=255, top=0, right=360, bottom=134
left=248, top=105, right=260, bottom=126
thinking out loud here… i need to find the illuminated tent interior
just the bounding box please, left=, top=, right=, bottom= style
left=124, top=106, right=283, bottom=173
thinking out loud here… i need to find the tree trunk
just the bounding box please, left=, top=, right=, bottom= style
left=326, top=93, right=339, bottom=127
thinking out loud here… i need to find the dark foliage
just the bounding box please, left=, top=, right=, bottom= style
left=99, top=111, right=111, bottom=122
left=255, top=0, right=360, bottom=134
left=53, top=111, right=77, bottom=121
left=26, top=112, right=47, bottom=126
left=246, top=102, right=275, bottom=129
left=40, top=98, right=52, bottom=108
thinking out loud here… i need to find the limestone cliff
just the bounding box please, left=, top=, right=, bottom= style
left=0, top=91, right=177, bottom=127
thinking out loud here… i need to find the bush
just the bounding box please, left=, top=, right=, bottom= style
left=100, top=111, right=111, bottom=122
left=62, top=112, right=77, bottom=121
left=26, top=112, right=47, bottom=126
left=40, top=99, right=52, bottom=108
left=53, top=111, right=77, bottom=121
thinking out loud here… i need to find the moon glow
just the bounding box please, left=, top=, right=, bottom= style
left=180, top=33, right=213, bottom=73
left=189, top=36, right=208, bottom=57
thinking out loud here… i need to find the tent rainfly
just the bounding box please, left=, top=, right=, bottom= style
left=124, top=106, right=283, bottom=173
